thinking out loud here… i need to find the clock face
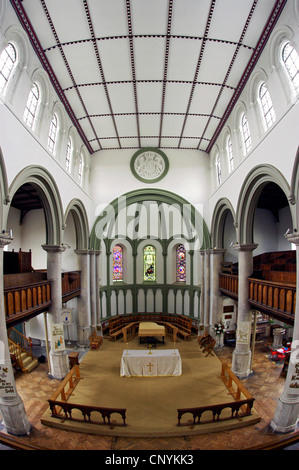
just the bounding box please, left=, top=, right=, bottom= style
left=130, top=148, right=169, bottom=183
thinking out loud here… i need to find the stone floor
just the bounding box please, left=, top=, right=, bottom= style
left=1, top=336, right=299, bottom=451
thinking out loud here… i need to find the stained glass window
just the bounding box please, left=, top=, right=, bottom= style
left=113, top=245, right=123, bottom=281
left=176, top=244, right=186, bottom=282
left=144, top=245, right=156, bottom=281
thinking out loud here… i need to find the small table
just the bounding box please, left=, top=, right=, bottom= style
left=120, top=349, right=182, bottom=377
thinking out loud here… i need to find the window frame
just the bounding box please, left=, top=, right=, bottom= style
left=241, top=113, right=252, bottom=154
left=23, top=82, right=40, bottom=129
left=0, top=42, right=17, bottom=95
left=282, top=41, right=299, bottom=94
left=258, top=82, right=276, bottom=129
left=47, top=113, right=59, bottom=154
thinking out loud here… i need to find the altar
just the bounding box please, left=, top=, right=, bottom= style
left=120, top=349, right=182, bottom=377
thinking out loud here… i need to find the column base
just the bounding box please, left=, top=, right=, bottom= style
left=77, top=326, right=91, bottom=348
left=270, top=397, right=299, bottom=434
left=49, top=350, right=69, bottom=379
left=231, top=349, right=252, bottom=379
left=0, top=394, right=31, bottom=436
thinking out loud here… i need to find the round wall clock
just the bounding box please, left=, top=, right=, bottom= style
left=130, top=148, right=169, bottom=183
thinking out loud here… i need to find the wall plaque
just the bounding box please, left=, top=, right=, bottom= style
left=130, top=148, right=169, bottom=183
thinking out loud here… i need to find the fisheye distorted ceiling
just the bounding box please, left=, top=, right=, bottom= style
left=10, top=0, right=287, bottom=154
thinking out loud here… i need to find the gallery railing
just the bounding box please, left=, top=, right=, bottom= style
left=4, top=271, right=81, bottom=326
left=99, top=283, right=201, bottom=319
left=219, top=273, right=296, bottom=325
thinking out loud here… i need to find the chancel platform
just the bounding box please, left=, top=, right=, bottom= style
left=41, top=336, right=260, bottom=437
left=120, top=349, right=182, bottom=377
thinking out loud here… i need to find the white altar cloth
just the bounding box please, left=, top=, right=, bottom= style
left=120, top=349, right=182, bottom=377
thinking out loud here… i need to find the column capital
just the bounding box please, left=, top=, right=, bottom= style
left=42, top=244, right=66, bottom=254
left=75, top=249, right=90, bottom=255
left=285, top=232, right=299, bottom=246
left=233, top=243, right=258, bottom=253
left=209, top=248, right=226, bottom=255
left=0, top=234, right=13, bottom=249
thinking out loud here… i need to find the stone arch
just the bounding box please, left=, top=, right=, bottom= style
left=289, top=146, right=299, bottom=230
left=64, top=198, right=89, bottom=250
left=210, top=197, right=237, bottom=248
left=7, top=165, right=64, bottom=245
left=236, top=164, right=294, bottom=244
left=89, top=188, right=211, bottom=252
left=0, top=147, right=9, bottom=231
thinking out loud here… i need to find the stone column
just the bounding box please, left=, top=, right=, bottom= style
left=95, top=250, right=101, bottom=325
left=210, top=249, right=225, bottom=326
left=75, top=249, right=91, bottom=347
left=232, top=243, right=258, bottom=378
left=89, top=250, right=96, bottom=327
left=42, top=244, right=68, bottom=379
left=199, top=250, right=205, bottom=325
left=204, top=250, right=211, bottom=327
left=0, top=234, right=31, bottom=435
left=271, top=232, right=299, bottom=433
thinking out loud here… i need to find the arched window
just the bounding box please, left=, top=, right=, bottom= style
left=65, top=137, right=72, bottom=173
left=227, top=135, right=234, bottom=172
left=241, top=113, right=251, bottom=154
left=78, top=153, right=84, bottom=186
left=144, top=245, right=156, bottom=281
left=113, top=245, right=123, bottom=281
left=282, top=42, right=299, bottom=93
left=47, top=113, right=58, bottom=154
left=176, top=244, right=186, bottom=282
left=259, top=83, right=276, bottom=129
left=216, top=154, right=221, bottom=185
left=0, top=43, right=17, bottom=94
left=23, top=82, right=40, bottom=129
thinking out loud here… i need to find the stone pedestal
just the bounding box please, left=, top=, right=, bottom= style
left=0, top=235, right=31, bottom=435
left=42, top=244, right=69, bottom=379
left=272, top=328, right=285, bottom=350
left=232, top=244, right=257, bottom=378
left=270, top=232, right=299, bottom=433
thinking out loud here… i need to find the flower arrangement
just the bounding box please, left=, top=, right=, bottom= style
left=214, top=321, right=225, bottom=335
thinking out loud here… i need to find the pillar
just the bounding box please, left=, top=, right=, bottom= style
left=210, top=248, right=225, bottom=326
left=95, top=250, right=101, bottom=325
left=75, top=249, right=91, bottom=347
left=271, top=232, right=299, bottom=433
left=199, top=250, right=205, bottom=324
left=201, top=250, right=211, bottom=326
left=42, top=244, right=68, bottom=379
left=0, top=234, right=31, bottom=435
left=232, top=243, right=258, bottom=378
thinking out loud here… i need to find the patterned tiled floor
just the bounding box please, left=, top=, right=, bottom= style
left=1, top=337, right=298, bottom=450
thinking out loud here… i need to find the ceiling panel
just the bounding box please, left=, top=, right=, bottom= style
left=10, top=0, right=287, bottom=155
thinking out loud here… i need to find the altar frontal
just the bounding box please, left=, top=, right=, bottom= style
left=120, top=349, right=182, bottom=377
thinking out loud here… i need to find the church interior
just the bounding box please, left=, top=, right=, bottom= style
left=0, top=0, right=299, bottom=452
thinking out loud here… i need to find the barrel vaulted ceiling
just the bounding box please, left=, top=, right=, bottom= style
left=10, top=0, right=287, bottom=154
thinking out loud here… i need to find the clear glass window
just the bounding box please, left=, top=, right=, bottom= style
left=259, top=83, right=276, bottom=128
left=227, top=136, right=234, bottom=172
left=66, top=138, right=72, bottom=173
left=23, top=83, right=40, bottom=129
left=282, top=42, right=299, bottom=92
left=241, top=114, right=252, bottom=153
left=0, top=43, right=17, bottom=93
left=216, top=155, right=221, bottom=185
left=47, top=114, right=58, bottom=154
